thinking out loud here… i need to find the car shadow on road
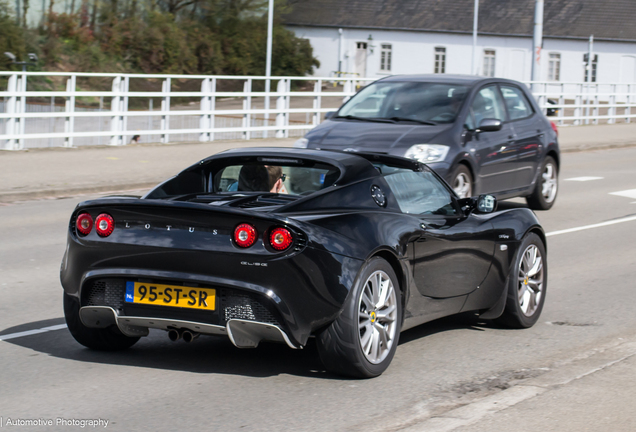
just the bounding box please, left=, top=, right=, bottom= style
left=398, top=312, right=499, bottom=345
left=2, top=314, right=505, bottom=380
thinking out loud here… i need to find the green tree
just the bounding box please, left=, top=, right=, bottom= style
left=0, top=2, right=27, bottom=70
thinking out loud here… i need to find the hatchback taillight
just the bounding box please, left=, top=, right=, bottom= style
left=76, top=213, right=93, bottom=236
left=234, top=223, right=257, bottom=248
left=550, top=121, right=558, bottom=137
left=95, top=213, right=115, bottom=237
left=269, top=227, right=293, bottom=251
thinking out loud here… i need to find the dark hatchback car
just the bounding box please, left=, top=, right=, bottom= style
left=295, top=75, right=560, bottom=210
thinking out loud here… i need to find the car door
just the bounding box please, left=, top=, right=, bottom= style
left=500, top=84, right=544, bottom=189
left=467, top=85, right=518, bottom=194
left=384, top=169, right=495, bottom=299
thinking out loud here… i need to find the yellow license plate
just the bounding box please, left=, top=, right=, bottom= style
left=125, top=282, right=215, bottom=310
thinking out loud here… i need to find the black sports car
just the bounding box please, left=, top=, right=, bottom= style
left=61, top=148, right=547, bottom=378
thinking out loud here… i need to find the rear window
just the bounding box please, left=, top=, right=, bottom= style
left=213, top=162, right=340, bottom=195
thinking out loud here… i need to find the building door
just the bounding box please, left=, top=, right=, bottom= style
left=355, top=42, right=368, bottom=77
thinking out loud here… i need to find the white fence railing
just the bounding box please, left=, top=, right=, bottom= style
left=1, top=72, right=636, bottom=150
left=529, top=82, right=636, bottom=126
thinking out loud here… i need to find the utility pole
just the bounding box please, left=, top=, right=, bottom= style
left=471, top=0, right=479, bottom=75
left=264, top=0, right=274, bottom=138
left=531, top=0, right=544, bottom=87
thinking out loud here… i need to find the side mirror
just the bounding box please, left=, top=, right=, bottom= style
left=457, top=194, right=497, bottom=214
left=476, top=194, right=497, bottom=213
left=478, top=118, right=502, bottom=132
left=325, top=111, right=337, bottom=120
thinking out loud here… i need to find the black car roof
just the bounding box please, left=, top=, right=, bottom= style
left=195, top=147, right=414, bottom=186
left=377, top=74, right=529, bottom=89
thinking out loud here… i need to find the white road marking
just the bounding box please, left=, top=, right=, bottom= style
left=0, top=324, right=67, bottom=341
left=610, top=189, right=636, bottom=199
left=546, top=215, right=636, bottom=237
left=565, top=176, right=604, bottom=182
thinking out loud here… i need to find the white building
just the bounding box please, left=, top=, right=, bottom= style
left=284, top=0, right=636, bottom=84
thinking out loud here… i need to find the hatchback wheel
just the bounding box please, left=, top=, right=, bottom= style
left=451, top=165, right=473, bottom=199
left=527, top=156, right=558, bottom=210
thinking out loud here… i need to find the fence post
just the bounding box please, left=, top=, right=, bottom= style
left=210, top=78, right=216, bottom=142
left=275, top=79, right=286, bottom=138
left=4, top=74, right=17, bottom=150
left=343, top=79, right=352, bottom=104
left=199, top=78, right=210, bottom=142
left=313, top=79, right=322, bottom=126
left=17, top=73, right=26, bottom=150
left=64, top=75, right=76, bottom=147
left=627, top=84, right=632, bottom=124
left=161, top=78, right=171, bottom=144
left=593, top=84, right=599, bottom=125
left=122, top=76, right=129, bottom=143
left=284, top=79, right=291, bottom=138
left=110, top=76, right=121, bottom=146
left=608, top=84, right=616, bottom=124
left=574, top=84, right=582, bottom=126
left=242, top=79, right=252, bottom=140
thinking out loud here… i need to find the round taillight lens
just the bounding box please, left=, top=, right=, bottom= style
left=76, top=213, right=93, bottom=236
left=95, top=213, right=115, bottom=237
left=269, top=227, right=293, bottom=251
left=234, top=223, right=257, bottom=248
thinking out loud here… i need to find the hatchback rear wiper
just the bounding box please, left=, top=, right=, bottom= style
left=385, top=117, right=437, bottom=125
left=334, top=115, right=394, bottom=123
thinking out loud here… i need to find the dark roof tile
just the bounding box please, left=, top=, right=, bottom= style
left=284, top=0, right=636, bottom=41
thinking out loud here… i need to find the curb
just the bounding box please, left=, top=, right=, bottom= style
left=560, top=141, right=636, bottom=153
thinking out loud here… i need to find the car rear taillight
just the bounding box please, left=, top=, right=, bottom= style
left=95, top=213, right=115, bottom=237
left=550, top=121, right=558, bottom=137
left=234, top=223, right=257, bottom=248
left=269, top=227, right=293, bottom=251
left=76, top=213, right=93, bottom=236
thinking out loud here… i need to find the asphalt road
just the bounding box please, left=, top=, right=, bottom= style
left=1, top=147, right=635, bottom=431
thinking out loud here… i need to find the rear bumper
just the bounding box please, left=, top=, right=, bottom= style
left=61, top=232, right=365, bottom=347
left=79, top=305, right=300, bottom=349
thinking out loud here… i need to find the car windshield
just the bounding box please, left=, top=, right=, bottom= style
left=337, top=81, right=469, bottom=124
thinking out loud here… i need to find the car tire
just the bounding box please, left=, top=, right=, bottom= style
left=63, top=293, right=140, bottom=351
left=496, top=233, right=547, bottom=329
left=451, top=165, right=473, bottom=199
left=316, top=257, right=402, bottom=378
left=526, top=156, right=558, bottom=210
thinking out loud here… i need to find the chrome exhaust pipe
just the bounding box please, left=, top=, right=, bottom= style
left=168, top=329, right=181, bottom=341
left=182, top=330, right=199, bottom=343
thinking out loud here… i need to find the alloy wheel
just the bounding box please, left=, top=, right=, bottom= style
left=517, top=244, right=544, bottom=317
left=541, top=162, right=558, bottom=203
left=453, top=173, right=472, bottom=199
left=358, top=270, right=398, bottom=364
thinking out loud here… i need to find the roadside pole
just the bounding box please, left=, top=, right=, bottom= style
left=264, top=0, right=274, bottom=138
left=531, top=0, right=544, bottom=91
left=585, top=35, right=594, bottom=125
left=472, top=0, right=479, bottom=75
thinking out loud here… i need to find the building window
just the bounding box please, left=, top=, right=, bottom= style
left=548, top=53, right=561, bottom=81
left=380, top=44, right=392, bottom=72
left=435, top=47, right=446, bottom=74
left=583, top=53, right=598, bottom=82
left=483, top=49, right=496, bottom=77
left=356, top=42, right=368, bottom=50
